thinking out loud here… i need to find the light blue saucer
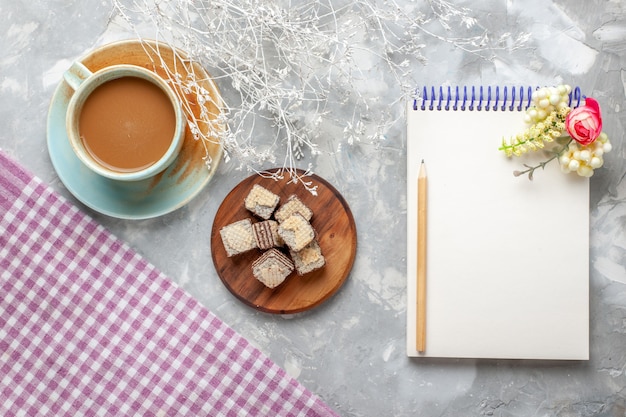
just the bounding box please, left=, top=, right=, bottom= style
left=46, top=40, right=223, bottom=220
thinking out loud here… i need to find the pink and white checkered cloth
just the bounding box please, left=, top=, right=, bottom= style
left=0, top=151, right=337, bottom=417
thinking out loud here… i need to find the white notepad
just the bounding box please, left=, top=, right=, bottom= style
left=406, top=87, right=589, bottom=359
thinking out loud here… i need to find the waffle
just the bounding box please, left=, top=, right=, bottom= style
left=274, top=194, right=313, bottom=223
left=244, top=184, right=280, bottom=220
left=277, top=213, right=315, bottom=252
left=252, top=248, right=295, bottom=289
left=219, top=218, right=257, bottom=257
left=289, top=240, right=325, bottom=275
left=252, top=220, right=284, bottom=250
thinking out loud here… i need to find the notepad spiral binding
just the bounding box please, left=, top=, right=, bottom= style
left=413, top=85, right=583, bottom=112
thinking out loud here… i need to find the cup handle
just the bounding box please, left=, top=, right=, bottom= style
left=63, top=61, right=93, bottom=91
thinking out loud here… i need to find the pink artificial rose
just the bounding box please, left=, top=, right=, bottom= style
left=566, top=97, right=603, bottom=145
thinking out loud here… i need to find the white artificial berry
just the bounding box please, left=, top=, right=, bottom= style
left=579, top=150, right=591, bottom=162
left=577, top=165, right=593, bottom=177
left=537, top=109, right=547, bottom=120
left=590, top=157, right=603, bottom=169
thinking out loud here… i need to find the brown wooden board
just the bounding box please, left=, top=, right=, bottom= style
left=210, top=169, right=357, bottom=314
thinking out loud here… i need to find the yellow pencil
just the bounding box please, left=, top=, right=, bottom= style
left=416, top=160, right=427, bottom=352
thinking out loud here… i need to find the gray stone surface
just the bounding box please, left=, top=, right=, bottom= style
left=1, top=0, right=625, bottom=415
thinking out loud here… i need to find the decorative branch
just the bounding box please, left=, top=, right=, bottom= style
left=513, top=139, right=571, bottom=180
left=110, top=0, right=530, bottom=190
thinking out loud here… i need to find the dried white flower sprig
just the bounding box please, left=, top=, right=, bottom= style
left=111, top=0, right=529, bottom=191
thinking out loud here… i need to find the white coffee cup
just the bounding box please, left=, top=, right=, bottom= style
left=64, top=62, right=185, bottom=182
